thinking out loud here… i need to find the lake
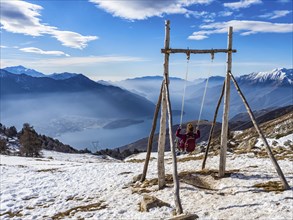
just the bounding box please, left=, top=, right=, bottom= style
left=56, top=115, right=186, bottom=151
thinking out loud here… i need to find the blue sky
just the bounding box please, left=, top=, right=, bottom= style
left=0, top=0, right=292, bottom=81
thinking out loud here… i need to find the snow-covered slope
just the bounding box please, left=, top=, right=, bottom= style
left=1, top=137, right=292, bottom=220
left=238, top=68, right=293, bottom=86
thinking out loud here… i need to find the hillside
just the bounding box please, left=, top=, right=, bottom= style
left=0, top=124, right=79, bottom=154
left=0, top=135, right=292, bottom=219
left=117, top=105, right=293, bottom=153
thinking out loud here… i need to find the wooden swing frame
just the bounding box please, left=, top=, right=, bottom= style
left=140, top=20, right=290, bottom=215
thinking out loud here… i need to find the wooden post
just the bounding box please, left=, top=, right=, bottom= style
left=160, top=20, right=183, bottom=214
left=158, top=85, right=167, bottom=189
left=229, top=72, right=290, bottom=190
left=140, top=82, right=164, bottom=182
left=202, top=81, right=225, bottom=170
left=165, top=82, right=183, bottom=214
left=157, top=20, right=171, bottom=189
left=219, top=26, right=233, bottom=177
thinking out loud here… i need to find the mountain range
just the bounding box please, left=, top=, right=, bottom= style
left=3, top=65, right=78, bottom=80
left=0, top=67, right=155, bottom=137
left=1, top=65, right=292, bottom=149
left=111, top=67, right=292, bottom=122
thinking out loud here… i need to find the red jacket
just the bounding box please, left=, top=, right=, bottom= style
left=175, top=128, right=200, bottom=151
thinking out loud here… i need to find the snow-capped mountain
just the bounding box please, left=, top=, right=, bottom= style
left=2, top=66, right=79, bottom=80
left=237, top=68, right=293, bottom=86
left=4, top=65, right=45, bottom=77
left=48, top=72, right=78, bottom=80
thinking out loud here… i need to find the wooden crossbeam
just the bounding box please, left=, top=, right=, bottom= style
left=161, top=48, right=237, bottom=54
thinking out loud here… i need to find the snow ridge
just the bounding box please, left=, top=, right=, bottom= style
left=239, top=68, right=293, bottom=85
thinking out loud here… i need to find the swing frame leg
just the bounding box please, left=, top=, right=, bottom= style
left=140, top=82, right=164, bottom=182
left=202, top=81, right=225, bottom=170
left=229, top=71, right=290, bottom=190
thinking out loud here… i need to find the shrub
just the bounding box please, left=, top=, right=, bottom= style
left=5, top=126, right=17, bottom=138
left=0, top=139, right=8, bottom=154
left=19, top=123, right=42, bottom=157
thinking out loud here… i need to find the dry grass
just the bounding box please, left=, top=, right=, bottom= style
left=126, top=157, right=155, bottom=163
left=132, top=188, right=152, bottom=194
left=132, top=169, right=240, bottom=192
left=36, top=168, right=60, bottom=173
left=35, top=159, right=51, bottom=162
left=0, top=210, right=23, bottom=218
left=176, top=155, right=204, bottom=162
left=118, top=171, right=133, bottom=175
left=254, top=149, right=293, bottom=160
left=51, top=201, right=107, bottom=220
left=234, top=149, right=250, bottom=155
left=126, top=159, right=146, bottom=163
left=253, top=181, right=285, bottom=192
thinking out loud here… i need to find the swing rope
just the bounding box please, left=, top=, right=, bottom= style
left=179, top=52, right=190, bottom=127
left=196, top=53, right=214, bottom=129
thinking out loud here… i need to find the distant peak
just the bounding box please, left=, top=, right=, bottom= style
left=3, top=65, right=45, bottom=77
left=239, top=67, right=292, bottom=85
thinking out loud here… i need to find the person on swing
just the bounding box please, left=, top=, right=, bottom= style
left=176, top=123, right=200, bottom=154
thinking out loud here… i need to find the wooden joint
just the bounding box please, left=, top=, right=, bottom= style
left=186, top=51, right=190, bottom=60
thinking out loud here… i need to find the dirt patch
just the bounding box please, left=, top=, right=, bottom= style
left=253, top=181, right=285, bottom=192
left=51, top=201, right=107, bottom=220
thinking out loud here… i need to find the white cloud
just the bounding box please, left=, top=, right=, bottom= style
left=219, top=11, right=233, bottom=17
left=277, top=0, right=291, bottom=3
left=0, top=45, right=19, bottom=49
left=37, top=56, right=147, bottom=66
left=49, top=30, right=98, bottom=50
left=224, top=0, right=262, bottom=10
left=188, top=20, right=293, bottom=40
left=89, top=0, right=213, bottom=20
left=20, top=47, right=70, bottom=57
left=0, top=0, right=97, bottom=49
left=1, top=55, right=147, bottom=69
left=259, top=10, right=292, bottom=19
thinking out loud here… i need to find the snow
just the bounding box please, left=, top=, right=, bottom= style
left=240, top=68, right=293, bottom=84
left=255, top=133, right=293, bottom=148
left=1, top=149, right=293, bottom=219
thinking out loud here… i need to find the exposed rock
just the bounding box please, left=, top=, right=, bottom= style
left=238, top=141, right=247, bottom=149
left=132, top=174, right=143, bottom=183
left=248, top=137, right=257, bottom=150
left=138, top=195, right=170, bottom=212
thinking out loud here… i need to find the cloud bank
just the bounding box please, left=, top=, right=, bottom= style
left=188, top=20, right=293, bottom=40
left=224, top=0, right=262, bottom=10
left=89, top=0, right=213, bottom=20
left=20, top=47, right=70, bottom=57
left=0, top=0, right=97, bottom=49
left=259, top=10, right=292, bottom=19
